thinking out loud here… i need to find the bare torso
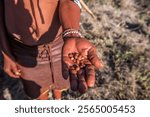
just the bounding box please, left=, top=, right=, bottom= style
left=4, top=0, right=62, bottom=45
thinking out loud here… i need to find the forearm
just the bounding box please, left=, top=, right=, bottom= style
left=0, top=1, right=13, bottom=59
left=59, top=0, right=81, bottom=30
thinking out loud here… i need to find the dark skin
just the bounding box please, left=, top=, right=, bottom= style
left=60, top=0, right=103, bottom=92
left=0, top=0, right=103, bottom=96
left=0, top=0, right=21, bottom=78
left=62, top=38, right=103, bottom=92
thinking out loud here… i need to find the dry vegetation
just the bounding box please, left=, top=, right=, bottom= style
left=0, top=0, right=150, bottom=100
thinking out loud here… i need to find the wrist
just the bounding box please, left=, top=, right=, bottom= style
left=62, top=29, right=84, bottom=40
left=2, top=51, right=16, bottom=61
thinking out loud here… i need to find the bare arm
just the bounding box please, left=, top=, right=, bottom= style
left=59, top=0, right=103, bottom=93
left=0, top=1, right=14, bottom=59
left=59, top=0, right=81, bottom=30
left=0, top=1, right=20, bottom=78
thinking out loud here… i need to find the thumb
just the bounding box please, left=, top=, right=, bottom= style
left=88, top=47, right=104, bottom=69
left=11, top=64, right=21, bottom=76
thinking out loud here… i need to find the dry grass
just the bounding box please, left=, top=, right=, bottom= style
left=62, top=0, right=150, bottom=100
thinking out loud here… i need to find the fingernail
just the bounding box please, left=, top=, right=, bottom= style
left=96, top=61, right=104, bottom=69
left=14, top=72, right=21, bottom=76
left=87, top=80, right=95, bottom=87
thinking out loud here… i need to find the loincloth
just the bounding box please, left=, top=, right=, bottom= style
left=9, top=37, right=70, bottom=99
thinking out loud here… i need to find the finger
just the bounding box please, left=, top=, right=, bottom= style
left=4, top=68, right=19, bottom=78
left=85, top=64, right=95, bottom=87
left=62, top=56, right=73, bottom=79
left=88, top=47, right=103, bottom=69
left=12, top=65, right=21, bottom=76
left=70, top=71, right=78, bottom=91
left=77, top=69, right=88, bottom=94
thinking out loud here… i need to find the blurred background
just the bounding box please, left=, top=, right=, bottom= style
left=0, top=0, right=150, bottom=100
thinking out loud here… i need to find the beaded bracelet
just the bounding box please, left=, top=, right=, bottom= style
left=62, top=29, right=84, bottom=39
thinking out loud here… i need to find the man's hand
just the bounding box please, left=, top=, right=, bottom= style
left=2, top=52, right=21, bottom=78
left=62, top=38, right=103, bottom=93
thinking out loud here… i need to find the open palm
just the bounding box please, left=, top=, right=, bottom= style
left=62, top=38, right=103, bottom=93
